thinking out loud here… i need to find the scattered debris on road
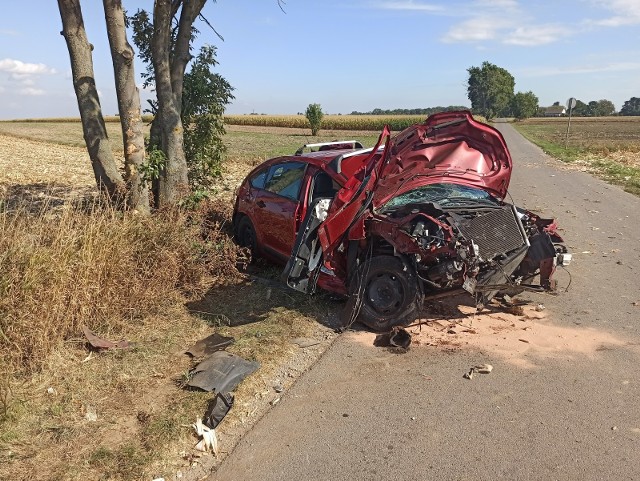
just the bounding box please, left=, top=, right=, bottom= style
left=463, top=364, right=493, bottom=379
left=374, top=327, right=412, bottom=350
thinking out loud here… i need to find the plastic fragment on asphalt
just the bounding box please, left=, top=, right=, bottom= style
left=464, top=364, right=493, bottom=379
left=373, top=327, right=411, bottom=350
left=475, top=364, right=493, bottom=374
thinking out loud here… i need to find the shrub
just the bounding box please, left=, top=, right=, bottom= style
left=305, top=103, right=324, bottom=136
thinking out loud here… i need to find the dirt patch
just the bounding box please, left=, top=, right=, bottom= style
left=348, top=296, right=632, bottom=370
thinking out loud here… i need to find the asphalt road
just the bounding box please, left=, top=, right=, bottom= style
left=210, top=122, right=640, bottom=481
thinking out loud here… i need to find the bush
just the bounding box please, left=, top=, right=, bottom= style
left=305, top=103, right=324, bottom=136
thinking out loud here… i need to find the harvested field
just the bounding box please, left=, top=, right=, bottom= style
left=513, top=117, right=640, bottom=196
left=515, top=116, right=640, bottom=152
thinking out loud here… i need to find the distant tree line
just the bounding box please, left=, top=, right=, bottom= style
left=620, top=97, right=640, bottom=116
left=350, top=106, right=468, bottom=115
left=466, top=61, right=640, bottom=120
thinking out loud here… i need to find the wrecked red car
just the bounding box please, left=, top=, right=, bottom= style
left=233, top=111, right=570, bottom=330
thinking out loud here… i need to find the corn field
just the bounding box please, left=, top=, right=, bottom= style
left=224, top=114, right=428, bottom=131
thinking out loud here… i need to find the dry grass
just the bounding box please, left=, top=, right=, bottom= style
left=0, top=122, right=341, bottom=480
left=0, top=201, right=219, bottom=377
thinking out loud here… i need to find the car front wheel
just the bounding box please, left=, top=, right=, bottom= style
left=350, top=255, right=419, bottom=331
left=235, top=216, right=258, bottom=260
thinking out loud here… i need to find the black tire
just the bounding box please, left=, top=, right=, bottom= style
left=235, top=216, right=258, bottom=260
left=350, top=255, right=419, bottom=331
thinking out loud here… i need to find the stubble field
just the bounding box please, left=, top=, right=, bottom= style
left=513, top=116, right=640, bottom=195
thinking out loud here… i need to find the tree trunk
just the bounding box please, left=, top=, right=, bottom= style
left=152, top=0, right=189, bottom=205
left=103, top=0, right=150, bottom=212
left=57, top=0, right=125, bottom=202
left=171, top=0, right=206, bottom=113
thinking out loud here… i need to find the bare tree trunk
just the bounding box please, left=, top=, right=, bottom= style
left=58, top=0, right=125, bottom=202
left=103, top=0, right=150, bottom=212
left=152, top=0, right=189, bottom=205
left=171, top=0, right=206, bottom=113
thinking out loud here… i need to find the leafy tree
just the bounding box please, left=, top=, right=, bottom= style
left=467, top=61, right=515, bottom=119
left=511, top=91, right=539, bottom=120
left=306, top=103, right=324, bottom=136
left=595, top=99, right=616, bottom=116
left=182, top=45, right=234, bottom=189
left=573, top=99, right=589, bottom=116
left=587, top=100, right=599, bottom=116
left=59, top=0, right=224, bottom=208
left=129, top=3, right=234, bottom=203
left=620, top=97, right=640, bottom=116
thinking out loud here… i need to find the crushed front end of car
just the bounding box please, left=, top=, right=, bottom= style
left=284, top=111, right=570, bottom=331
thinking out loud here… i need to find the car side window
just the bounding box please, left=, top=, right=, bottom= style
left=265, top=162, right=306, bottom=200
left=250, top=168, right=268, bottom=189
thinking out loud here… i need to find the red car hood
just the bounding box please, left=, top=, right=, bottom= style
left=371, top=111, right=512, bottom=205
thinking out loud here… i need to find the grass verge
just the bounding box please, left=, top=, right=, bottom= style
left=0, top=193, right=337, bottom=480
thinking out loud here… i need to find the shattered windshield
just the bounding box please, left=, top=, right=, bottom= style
left=381, top=183, right=499, bottom=211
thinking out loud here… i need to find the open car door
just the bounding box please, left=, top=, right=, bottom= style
left=283, top=127, right=391, bottom=294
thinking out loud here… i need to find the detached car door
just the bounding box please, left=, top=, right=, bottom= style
left=252, top=161, right=307, bottom=259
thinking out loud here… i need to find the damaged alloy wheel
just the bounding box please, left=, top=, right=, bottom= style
left=352, top=255, right=419, bottom=331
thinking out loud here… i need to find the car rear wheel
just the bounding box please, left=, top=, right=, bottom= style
left=351, top=255, right=419, bottom=331
left=236, top=216, right=258, bottom=260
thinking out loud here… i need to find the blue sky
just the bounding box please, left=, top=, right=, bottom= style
left=0, top=0, right=639, bottom=119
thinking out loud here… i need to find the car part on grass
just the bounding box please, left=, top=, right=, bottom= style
left=82, top=325, right=131, bottom=350
left=185, top=333, right=235, bottom=358
left=203, top=392, right=234, bottom=429
left=187, top=351, right=259, bottom=393
left=193, top=417, right=218, bottom=454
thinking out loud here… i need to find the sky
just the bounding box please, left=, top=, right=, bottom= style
left=0, top=0, right=639, bottom=119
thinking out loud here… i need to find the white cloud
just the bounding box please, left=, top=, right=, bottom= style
left=19, top=87, right=45, bottom=96
left=519, top=61, right=640, bottom=77
left=473, top=0, right=518, bottom=9
left=587, top=0, right=640, bottom=26
left=0, top=58, right=56, bottom=75
left=375, top=1, right=445, bottom=12
left=442, top=16, right=507, bottom=42
left=504, top=24, right=570, bottom=46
